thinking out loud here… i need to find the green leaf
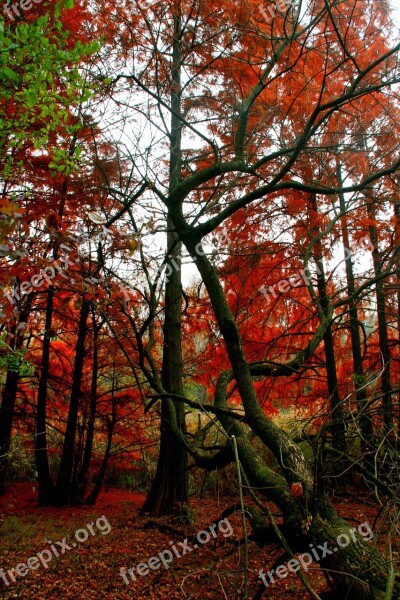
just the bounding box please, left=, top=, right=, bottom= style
left=25, top=88, right=38, bottom=107
left=54, top=1, right=62, bottom=18
left=2, top=67, right=18, bottom=82
left=0, top=0, right=102, bottom=181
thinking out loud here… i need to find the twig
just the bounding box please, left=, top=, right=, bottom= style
left=240, top=474, right=322, bottom=600
left=231, top=435, right=249, bottom=599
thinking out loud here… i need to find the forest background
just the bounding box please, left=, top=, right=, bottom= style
left=0, top=0, right=400, bottom=598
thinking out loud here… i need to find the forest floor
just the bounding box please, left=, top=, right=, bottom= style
left=0, top=483, right=383, bottom=599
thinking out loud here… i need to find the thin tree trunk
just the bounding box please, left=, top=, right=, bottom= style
left=394, top=197, right=400, bottom=425
left=35, top=287, right=56, bottom=506
left=74, top=315, right=99, bottom=504
left=55, top=298, right=90, bottom=505
left=85, top=420, right=113, bottom=506
left=0, top=295, right=32, bottom=495
left=85, top=359, right=116, bottom=506
left=0, top=371, right=19, bottom=495
left=311, top=194, right=346, bottom=453
left=337, top=169, right=373, bottom=450
left=366, top=197, right=394, bottom=433
left=35, top=181, right=70, bottom=505
left=315, top=254, right=346, bottom=452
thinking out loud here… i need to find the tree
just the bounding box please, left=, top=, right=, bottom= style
left=0, top=4, right=99, bottom=496
left=2, top=0, right=399, bottom=593
left=100, top=0, right=400, bottom=595
left=141, top=1, right=189, bottom=516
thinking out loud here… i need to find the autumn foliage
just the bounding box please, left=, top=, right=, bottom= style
left=0, top=0, right=400, bottom=597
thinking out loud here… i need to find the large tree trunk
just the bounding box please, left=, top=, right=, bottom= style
left=141, top=396, right=188, bottom=515
left=141, top=3, right=188, bottom=516
left=141, top=212, right=188, bottom=515
left=169, top=218, right=398, bottom=598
